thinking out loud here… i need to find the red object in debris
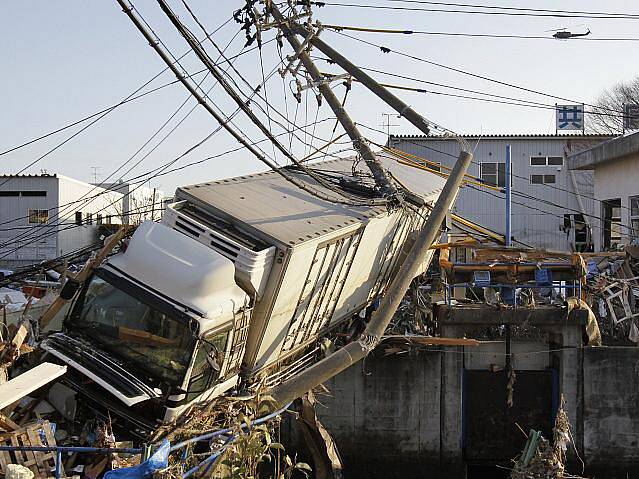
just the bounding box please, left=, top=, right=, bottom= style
left=22, top=285, right=47, bottom=299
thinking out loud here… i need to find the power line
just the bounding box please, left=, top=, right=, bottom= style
left=358, top=123, right=636, bottom=233
left=0, top=37, right=267, bottom=252
left=318, top=67, right=630, bottom=120
left=0, top=16, right=245, bottom=251
left=330, top=30, right=625, bottom=115
left=0, top=22, right=274, bottom=159
left=374, top=0, right=639, bottom=18
left=310, top=1, right=639, bottom=20
left=322, top=24, right=639, bottom=42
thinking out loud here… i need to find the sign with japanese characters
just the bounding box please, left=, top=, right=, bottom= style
left=624, top=104, right=639, bottom=131
left=556, top=104, right=584, bottom=131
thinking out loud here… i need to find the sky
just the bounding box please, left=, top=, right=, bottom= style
left=1, top=1, right=638, bottom=195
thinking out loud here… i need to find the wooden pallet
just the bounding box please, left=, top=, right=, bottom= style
left=0, top=421, right=62, bottom=477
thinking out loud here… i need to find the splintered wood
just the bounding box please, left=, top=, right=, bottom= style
left=0, top=421, right=61, bottom=477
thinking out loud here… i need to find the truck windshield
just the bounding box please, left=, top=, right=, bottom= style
left=67, top=274, right=195, bottom=385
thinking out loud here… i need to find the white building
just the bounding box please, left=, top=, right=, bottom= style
left=0, top=174, right=123, bottom=268
left=568, top=131, right=639, bottom=251
left=95, top=181, right=164, bottom=225
left=390, top=134, right=612, bottom=251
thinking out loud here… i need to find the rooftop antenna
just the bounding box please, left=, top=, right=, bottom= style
left=381, top=112, right=400, bottom=141
left=90, top=166, right=101, bottom=184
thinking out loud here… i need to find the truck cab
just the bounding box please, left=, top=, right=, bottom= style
left=41, top=220, right=253, bottom=432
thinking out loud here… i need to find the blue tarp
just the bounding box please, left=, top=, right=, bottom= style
left=104, top=440, right=170, bottom=479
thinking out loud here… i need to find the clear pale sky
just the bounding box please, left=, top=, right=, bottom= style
left=2, top=1, right=638, bottom=194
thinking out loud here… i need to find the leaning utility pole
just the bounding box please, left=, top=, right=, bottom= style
left=286, top=21, right=435, bottom=138
left=267, top=6, right=473, bottom=406
left=270, top=6, right=397, bottom=197
left=271, top=149, right=473, bottom=406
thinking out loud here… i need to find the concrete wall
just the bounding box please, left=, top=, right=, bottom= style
left=294, top=345, right=639, bottom=478
left=592, top=154, right=639, bottom=250
left=315, top=351, right=442, bottom=479
left=583, top=347, right=639, bottom=472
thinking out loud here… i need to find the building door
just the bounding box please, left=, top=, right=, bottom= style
left=602, top=199, right=622, bottom=250
left=463, top=369, right=557, bottom=473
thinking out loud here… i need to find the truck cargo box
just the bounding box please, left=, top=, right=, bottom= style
left=166, top=153, right=446, bottom=382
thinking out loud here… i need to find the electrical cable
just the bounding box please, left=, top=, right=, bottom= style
left=330, top=30, right=626, bottom=116
left=358, top=123, right=636, bottom=233
left=0, top=18, right=247, bottom=251
left=318, top=63, right=631, bottom=121
left=322, top=23, right=639, bottom=42
left=177, top=0, right=343, bottom=162
left=0, top=22, right=274, bottom=159
left=369, top=0, right=639, bottom=19
left=309, top=1, right=639, bottom=20
left=157, top=0, right=376, bottom=205
left=144, top=0, right=387, bottom=206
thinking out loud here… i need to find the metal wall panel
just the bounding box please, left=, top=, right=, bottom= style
left=390, top=136, right=607, bottom=250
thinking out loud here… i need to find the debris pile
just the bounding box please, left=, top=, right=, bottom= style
left=510, top=398, right=585, bottom=479
left=583, top=248, right=639, bottom=344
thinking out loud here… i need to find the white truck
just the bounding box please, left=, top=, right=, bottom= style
left=40, top=154, right=445, bottom=434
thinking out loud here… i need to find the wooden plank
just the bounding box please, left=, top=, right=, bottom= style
left=0, top=448, right=10, bottom=471
left=0, top=363, right=67, bottom=410
left=0, top=413, right=19, bottom=432
left=383, top=335, right=481, bottom=346
left=26, top=427, right=45, bottom=474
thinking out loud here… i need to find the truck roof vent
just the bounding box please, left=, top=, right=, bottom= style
left=163, top=202, right=275, bottom=299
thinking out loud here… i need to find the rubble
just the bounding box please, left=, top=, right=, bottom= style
left=510, top=398, right=585, bottom=479
left=582, top=249, right=639, bottom=343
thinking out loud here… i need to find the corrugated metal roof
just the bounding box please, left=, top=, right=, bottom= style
left=176, top=152, right=446, bottom=248
left=0, top=173, right=57, bottom=178
left=390, top=133, right=613, bottom=140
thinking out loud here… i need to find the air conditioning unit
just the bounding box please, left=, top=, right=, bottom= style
left=163, top=202, right=275, bottom=299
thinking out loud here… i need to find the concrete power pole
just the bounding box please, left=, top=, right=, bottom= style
left=270, top=6, right=397, bottom=197
left=268, top=5, right=473, bottom=406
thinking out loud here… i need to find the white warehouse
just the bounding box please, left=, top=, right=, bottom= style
left=0, top=174, right=123, bottom=269
left=94, top=181, right=164, bottom=225
left=389, top=134, right=611, bottom=251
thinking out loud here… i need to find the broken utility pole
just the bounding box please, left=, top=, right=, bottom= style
left=267, top=5, right=473, bottom=406
left=286, top=21, right=434, bottom=138
left=270, top=148, right=472, bottom=405
left=270, top=5, right=397, bottom=198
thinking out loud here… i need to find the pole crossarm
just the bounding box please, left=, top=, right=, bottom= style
left=270, top=5, right=398, bottom=198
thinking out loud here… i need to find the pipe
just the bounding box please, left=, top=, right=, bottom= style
left=269, top=149, right=473, bottom=406
left=505, top=144, right=512, bottom=246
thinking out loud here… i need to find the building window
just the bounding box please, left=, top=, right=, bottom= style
left=0, top=190, right=46, bottom=197
left=530, top=156, right=563, bottom=166
left=21, top=191, right=47, bottom=197
left=28, top=209, right=48, bottom=224
left=75, top=212, right=83, bottom=226
left=97, top=213, right=103, bottom=225
left=602, top=199, right=622, bottom=249
left=86, top=213, right=93, bottom=225
left=630, top=196, right=639, bottom=240
left=480, top=162, right=506, bottom=187
left=531, top=174, right=556, bottom=184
